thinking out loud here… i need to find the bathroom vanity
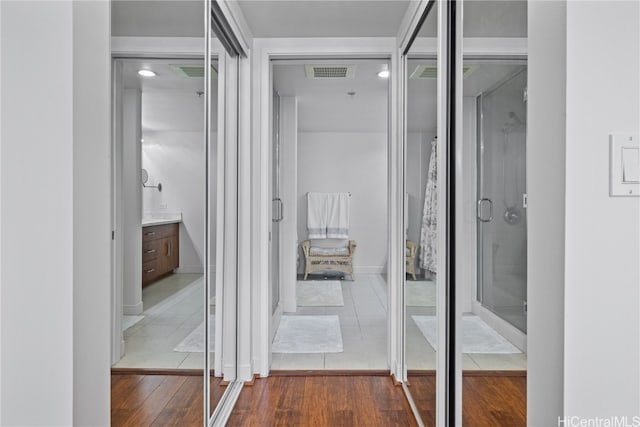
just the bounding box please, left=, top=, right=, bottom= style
left=141, top=221, right=179, bottom=287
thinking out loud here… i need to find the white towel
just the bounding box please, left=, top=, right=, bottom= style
left=307, top=193, right=328, bottom=239
left=326, top=193, right=350, bottom=239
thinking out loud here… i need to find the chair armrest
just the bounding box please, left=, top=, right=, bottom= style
left=348, top=240, right=357, bottom=255
left=406, top=240, right=417, bottom=256
left=302, top=240, right=311, bottom=256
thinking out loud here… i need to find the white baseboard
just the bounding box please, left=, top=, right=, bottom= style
left=175, top=266, right=205, bottom=274
left=123, top=301, right=143, bottom=315
left=282, top=297, right=296, bottom=314
left=297, top=266, right=386, bottom=275
left=353, top=266, right=385, bottom=274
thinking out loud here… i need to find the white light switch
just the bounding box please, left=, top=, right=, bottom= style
left=610, top=134, right=640, bottom=196
left=622, top=147, right=640, bottom=183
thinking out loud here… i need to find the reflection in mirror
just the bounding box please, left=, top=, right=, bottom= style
left=110, top=1, right=225, bottom=424
left=112, top=55, right=217, bottom=375
left=404, top=2, right=438, bottom=425
left=461, top=1, right=527, bottom=423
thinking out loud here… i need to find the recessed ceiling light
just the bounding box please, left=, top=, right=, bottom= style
left=138, top=69, right=156, bottom=77
left=378, top=70, right=390, bottom=78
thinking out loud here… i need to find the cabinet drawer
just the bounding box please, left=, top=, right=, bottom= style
left=142, top=240, right=160, bottom=262
left=142, top=223, right=178, bottom=242
left=141, top=223, right=179, bottom=287
left=142, top=260, right=159, bottom=287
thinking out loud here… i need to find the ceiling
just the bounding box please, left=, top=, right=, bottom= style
left=238, top=0, right=412, bottom=38
left=113, top=1, right=527, bottom=133
left=112, top=0, right=526, bottom=39
left=274, top=60, right=390, bottom=132
left=112, top=1, right=204, bottom=37
left=120, top=59, right=218, bottom=133
left=416, top=0, right=527, bottom=38
left=406, top=60, right=525, bottom=132
left=274, top=59, right=525, bottom=133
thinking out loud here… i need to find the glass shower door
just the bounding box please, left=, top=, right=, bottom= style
left=477, top=69, right=528, bottom=333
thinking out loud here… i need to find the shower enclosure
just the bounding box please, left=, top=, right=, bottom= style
left=476, top=67, right=528, bottom=333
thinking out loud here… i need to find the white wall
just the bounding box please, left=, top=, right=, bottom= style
left=72, top=1, right=111, bottom=423
left=123, top=89, right=143, bottom=314
left=527, top=1, right=566, bottom=424
left=564, top=0, right=639, bottom=418
left=0, top=1, right=110, bottom=425
left=297, top=132, right=387, bottom=273
left=142, top=130, right=215, bottom=273
left=1, top=3, right=74, bottom=424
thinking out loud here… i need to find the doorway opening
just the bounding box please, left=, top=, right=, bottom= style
left=269, top=59, right=391, bottom=370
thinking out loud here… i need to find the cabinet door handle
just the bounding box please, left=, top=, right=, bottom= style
left=145, top=268, right=156, bottom=274
left=145, top=231, right=156, bottom=237
left=167, top=240, right=171, bottom=257
left=145, top=249, right=156, bottom=254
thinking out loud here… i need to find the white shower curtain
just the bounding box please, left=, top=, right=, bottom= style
left=419, top=138, right=438, bottom=274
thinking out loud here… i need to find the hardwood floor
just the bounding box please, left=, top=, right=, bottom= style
left=227, top=375, right=418, bottom=426
left=461, top=374, right=527, bottom=427
left=111, top=374, right=225, bottom=426
left=407, top=372, right=527, bottom=427
left=111, top=372, right=526, bottom=426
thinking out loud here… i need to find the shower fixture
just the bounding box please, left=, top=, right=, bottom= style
left=502, top=111, right=526, bottom=225
left=508, top=111, right=525, bottom=125
left=502, top=111, right=526, bottom=134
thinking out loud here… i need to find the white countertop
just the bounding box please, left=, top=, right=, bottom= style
left=142, top=213, right=182, bottom=227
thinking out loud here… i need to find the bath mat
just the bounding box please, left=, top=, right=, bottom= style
left=296, top=281, right=344, bottom=307
left=406, top=281, right=436, bottom=307
left=122, top=315, right=144, bottom=331
left=412, top=315, right=521, bottom=353
left=173, top=315, right=215, bottom=353
left=272, top=315, right=343, bottom=353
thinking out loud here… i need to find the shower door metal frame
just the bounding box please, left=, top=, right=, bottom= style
left=476, top=93, right=486, bottom=305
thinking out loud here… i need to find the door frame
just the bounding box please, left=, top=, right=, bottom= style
left=250, top=37, right=402, bottom=379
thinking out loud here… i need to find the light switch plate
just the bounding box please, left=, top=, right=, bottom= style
left=610, top=134, right=639, bottom=197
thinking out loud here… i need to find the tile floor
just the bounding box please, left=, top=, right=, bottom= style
left=274, top=274, right=527, bottom=371
left=113, top=273, right=213, bottom=369
left=406, top=280, right=527, bottom=370
left=113, top=272, right=526, bottom=371
left=271, top=274, right=389, bottom=370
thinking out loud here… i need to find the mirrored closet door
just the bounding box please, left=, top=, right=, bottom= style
left=461, top=1, right=528, bottom=424
left=402, top=2, right=442, bottom=425
left=401, top=1, right=529, bottom=425
left=110, top=1, right=241, bottom=424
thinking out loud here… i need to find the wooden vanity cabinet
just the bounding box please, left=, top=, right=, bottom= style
left=142, top=223, right=179, bottom=287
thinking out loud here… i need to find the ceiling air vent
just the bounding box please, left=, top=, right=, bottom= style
left=170, top=64, right=218, bottom=79
left=410, top=64, right=477, bottom=79
left=304, top=64, right=356, bottom=79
